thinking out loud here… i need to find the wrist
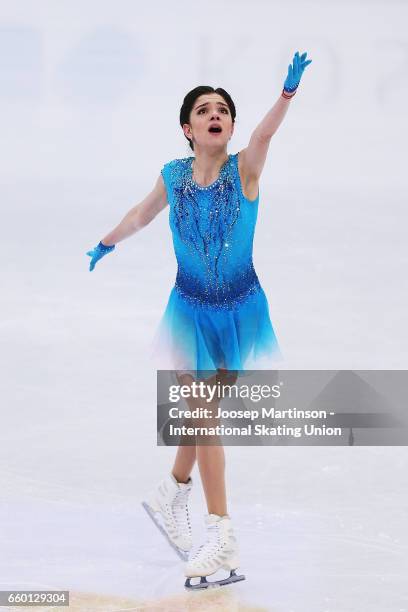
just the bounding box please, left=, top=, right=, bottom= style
left=282, top=87, right=297, bottom=99
left=99, top=240, right=115, bottom=250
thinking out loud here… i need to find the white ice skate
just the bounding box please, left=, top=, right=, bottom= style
left=184, top=513, right=245, bottom=590
left=141, top=472, right=193, bottom=561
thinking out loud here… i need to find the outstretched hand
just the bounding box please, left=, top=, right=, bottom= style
left=86, top=241, right=115, bottom=271
left=283, top=51, right=312, bottom=93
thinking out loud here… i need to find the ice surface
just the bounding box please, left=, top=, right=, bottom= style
left=1, top=0, right=408, bottom=609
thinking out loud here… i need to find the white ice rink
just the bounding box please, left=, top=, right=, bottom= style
left=1, top=1, right=407, bottom=610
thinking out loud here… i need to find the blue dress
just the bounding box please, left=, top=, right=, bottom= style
left=151, top=151, right=282, bottom=379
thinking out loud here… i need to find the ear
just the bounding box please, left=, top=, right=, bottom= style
left=182, top=123, right=192, bottom=140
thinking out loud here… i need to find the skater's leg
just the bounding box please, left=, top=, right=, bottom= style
left=176, top=369, right=237, bottom=516
left=172, top=369, right=238, bottom=516
left=172, top=445, right=196, bottom=483
left=172, top=370, right=245, bottom=588
left=169, top=381, right=226, bottom=514
left=196, top=369, right=238, bottom=516
left=196, top=369, right=238, bottom=515
left=172, top=371, right=198, bottom=483
left=196, top=444, right=227, bottom=516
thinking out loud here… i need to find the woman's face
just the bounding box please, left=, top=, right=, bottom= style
left=183, top=93, right=234, bottom=151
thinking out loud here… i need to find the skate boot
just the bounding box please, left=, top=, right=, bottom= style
left=141, top=472, right=193, bottom=561
left=184, top=513, right=245, bottom=589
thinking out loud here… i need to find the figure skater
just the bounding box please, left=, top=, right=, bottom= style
left=86, top=51, right=312, bottom=589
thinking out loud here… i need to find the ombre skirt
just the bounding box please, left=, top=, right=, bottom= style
left=150, top=283, right=283, bottom=381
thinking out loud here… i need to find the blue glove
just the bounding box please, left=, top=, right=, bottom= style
left=86, top=240, right=115, bottom=271
left=283, top=51, right=312, bottom=93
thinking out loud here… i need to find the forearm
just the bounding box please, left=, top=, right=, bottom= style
left=101, top=207, right=142, bottom=246
left=252, top=91, right=294, bottom=142
left=100, top=177, right=166, bottom=247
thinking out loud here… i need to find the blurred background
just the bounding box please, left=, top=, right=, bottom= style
left=0, top=1, right=407, bottom=610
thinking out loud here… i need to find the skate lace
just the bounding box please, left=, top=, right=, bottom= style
left=173, top=488, right=192, bottom=535
left=193, top=523, right=221, bottom=560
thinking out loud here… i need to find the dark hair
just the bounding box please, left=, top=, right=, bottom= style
left=179, top=86, right=236, bottom=152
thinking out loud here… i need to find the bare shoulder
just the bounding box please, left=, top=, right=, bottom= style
left=237, top=149, right=259, bottom=202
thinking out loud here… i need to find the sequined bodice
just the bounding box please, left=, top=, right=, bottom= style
left=161, top=152, right=261, bottom=309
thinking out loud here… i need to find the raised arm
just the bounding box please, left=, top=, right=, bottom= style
left=86, top=175, right=168, bottom=271
left=240, top=51, right=312, bottom=182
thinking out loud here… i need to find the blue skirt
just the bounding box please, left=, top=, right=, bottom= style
left=150, top=284, right=282, bottom=380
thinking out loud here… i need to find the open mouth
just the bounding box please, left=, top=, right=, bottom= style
left=208, top=125, right=222, bottom=134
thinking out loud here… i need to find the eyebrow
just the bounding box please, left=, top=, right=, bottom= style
left=194, top=101, right=229, bottom=110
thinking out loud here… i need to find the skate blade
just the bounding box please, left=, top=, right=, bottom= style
left=141, top=501, right=189, bottom=561
left=184, top=569, right=246, bottom=590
